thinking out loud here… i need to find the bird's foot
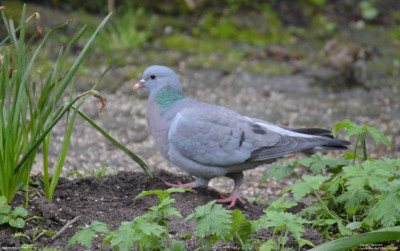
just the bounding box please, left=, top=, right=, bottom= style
left=164, top=181, right=196, bottom=189
left=217, top=193, right=245, bottom=209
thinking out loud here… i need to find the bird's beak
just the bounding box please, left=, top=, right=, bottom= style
left=133, top=79, right=145, bottom=91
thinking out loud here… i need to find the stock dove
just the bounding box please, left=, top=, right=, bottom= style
left=133, top=65, right=350, bottom=208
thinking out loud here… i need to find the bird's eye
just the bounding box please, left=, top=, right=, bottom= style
left=150, top=75, right=156, bottom=80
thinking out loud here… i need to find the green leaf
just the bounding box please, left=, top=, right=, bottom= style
left=290, top=175, right=328, bottom=201
left=337, top=220, right=352, bottom=236
left=337, top=189, right=371, bottom=216
left=310, top=227, right=400, bottom=251
left=67, top=221, right=109, bottom=248
left=362, top=8, right=378, bottom=20
left=265, top=196, right=297, bottom=213
left=260, top=164, right=293, bottom=183
left=140, top=222, right=165, bottom=236
left=90, top=221, right=110, bottom=233
left=0, top=196, right=7, bottom=205
left=298, top=157, right=315, bottom=167
left=310, top=157, right=350, bottom=175
left=9, top=217, right=25, bottom=228
left=165, top=241, right=187, bottom=251
left=150, top=198, right=182, bottom=219
left=333, top=120, right=362, bottom=137
left=346, top=221, right=362, bottom=231
left=0, top=205, right=11, bottom=214
left=298, top=238, right=315, bottom=248
left=11, top=207, right=28, bottom=218
left=260, top=239, right=278, bottom=251
left=364, top=125, right=392, bottom=147
left=106, top=218, right=164, bottom=250
left=185, top=201, right=232, bottom=239
left=364, top=191, right=400, bottom=227
left=105, top=221, right=137, bottom=249
left=227, top=209, right=253, bottom=244
left=0, top=215, right=10, bottom=224
left=344, top=161, right=394, bottom=192
left=340, top=152, right=362, bottom=161
left=135, top=188, right=188, bottom=202
left=258, top=211, right=309, bottom=240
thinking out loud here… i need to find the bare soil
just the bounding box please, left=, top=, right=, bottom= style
left=0, top=170, right=323, bottom=250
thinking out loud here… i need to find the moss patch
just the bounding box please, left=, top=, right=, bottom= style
left=159, top=34, right=227, bottom=54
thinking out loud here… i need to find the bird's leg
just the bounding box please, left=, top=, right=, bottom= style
left=217, top=172, right=245, bottom=209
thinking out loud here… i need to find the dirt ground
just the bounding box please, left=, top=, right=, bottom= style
left=0, top=170, right=323, bottom=250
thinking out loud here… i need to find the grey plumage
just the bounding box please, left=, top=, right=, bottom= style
left=134, top=65, right=350, bottom=208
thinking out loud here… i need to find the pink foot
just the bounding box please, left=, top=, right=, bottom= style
left=164, top=181, right=196, bottom=189
left=216, top=193, right=245, bottom=209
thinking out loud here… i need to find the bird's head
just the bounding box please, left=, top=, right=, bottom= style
left=133, top=65, right=183, bottom=95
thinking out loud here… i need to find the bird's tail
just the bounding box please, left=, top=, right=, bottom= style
left=317, top=138, right=350, bottom=150
left=289, top=127, right=350, bottom=150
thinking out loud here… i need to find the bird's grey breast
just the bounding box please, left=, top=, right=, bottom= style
left=146, top=97, right=186, bottom=159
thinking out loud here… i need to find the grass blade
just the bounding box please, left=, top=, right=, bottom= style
left=310, top=227, right=400, bottom=251
left=14, top=91, right=99, bottom=174
left=72, top=108, right=152, bottom=179
left=54, top=12, right=112, bottom=102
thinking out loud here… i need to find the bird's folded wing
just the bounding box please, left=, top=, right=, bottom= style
left=168, top=103, right=282, bottom=166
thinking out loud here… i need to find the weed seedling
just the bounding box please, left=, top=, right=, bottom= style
left=0, top=196, right=28, bottom=228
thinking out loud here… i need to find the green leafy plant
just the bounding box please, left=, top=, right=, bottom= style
left=86, top=164, right=114, bottom=178
left=254, top=197, right=314, bottom=250
left=333, top=119, right=391, bottom=163
left=185, top=197, right=313, bottom=250
left=96, top=8, right=156, bottom=52
left=261, top=120, right=398, bottom=246
left=0, top=5, right=151, bottom=205
left=67, top=163, right=114, bottom=179
left=0, top=195, right=28, bottom=228
left=185, top=200, right=232, bottom=248
left=134, top=188, right=186, bottom=229
left=68, top=188, right=188, bottom=250
left=67, top=221, right=110, bottom=249
left=14, top=226, right=55, bottom=244
left=359, top=0, right=379, bottom=20
left=226, top=209, right=255, bottom=250
left=0, top=5, right=109, bottom=204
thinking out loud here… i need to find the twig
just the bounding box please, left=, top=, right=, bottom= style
left=51, top=215, right=81, bottom=241
left=33, top=187, right=44, bottom=198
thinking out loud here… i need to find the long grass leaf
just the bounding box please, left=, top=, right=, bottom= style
left=54, top=13, right=112, bottom=102
left=310, top=227, right=400, bottom=251
left=14, top=91, right=98, bottom=174
left=72, top=108, right=153, bottom=178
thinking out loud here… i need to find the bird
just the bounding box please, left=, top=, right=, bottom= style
left=133, top=65, right=350, bottom=208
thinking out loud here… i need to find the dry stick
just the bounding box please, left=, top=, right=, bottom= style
left=51, top=215, right=81, bottom=241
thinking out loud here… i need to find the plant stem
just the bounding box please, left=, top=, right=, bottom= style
left=361, top=132, right=368, bottom=161
left=312, top=190, right=342, bottom=222
left=352, top=134, right=360, bottom=165
left=293, top=171, right=343, bottom=222
left=73, top=108, right=152, bottom=178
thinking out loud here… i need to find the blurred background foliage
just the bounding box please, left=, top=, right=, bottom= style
left=1, top=0, right=400, bottom=85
